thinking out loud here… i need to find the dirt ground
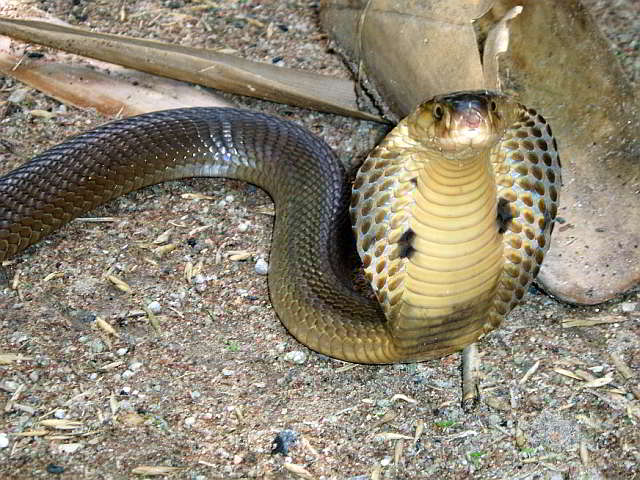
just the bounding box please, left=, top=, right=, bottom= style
left=1, top=1, right=639, bottom=479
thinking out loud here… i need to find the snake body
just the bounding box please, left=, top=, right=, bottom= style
left=0, top=91, right=560, bottom=364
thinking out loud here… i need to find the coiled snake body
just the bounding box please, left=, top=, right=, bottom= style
left=0, top=91, right=560, bottom=364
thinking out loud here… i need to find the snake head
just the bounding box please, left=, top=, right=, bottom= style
left=407, top=90, right=520, bottom=159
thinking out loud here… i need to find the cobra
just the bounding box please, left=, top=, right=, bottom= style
left=0, top=90, right=560, bottom=366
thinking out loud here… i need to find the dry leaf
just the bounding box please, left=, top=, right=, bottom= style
left=40, top=419, right=83, bottom=430
left=131, top=466, right=183, bottom=475
left=519, top=360, right=541, bottom=385
left=10, top=430, right=48, bottom=437
left=43, top=271, right=64, bottom=282
left=99, top=360, right=124, bottom=371
left=0, top=353, right=33, bottom=364
left=29, top=108, right=57, bottom=118
left=283, top=463, right=315, bottom=480
left=391, top=393, right=417, bottom=404
left=153, top=228, right=173, bottom=244
left=95, top=317, right=118, bottom=337
left=153, top=243, right=177, bottom=256
left=227, top=250, right=253, bottom=261
left=414, top=420, right=424, bottom=444
left=610, top=353, right=634, bottom=380
left=580, top=372, right=614, bottom=389
left=373, top=432, right=413, bottom=441
left=562, top=316, right=627, bottom=328
left=554, top=368, right=583, bottom=381
left=76, top=217, right=118, bottom=222
left=106, top=274, right=131, bottom=292
left=181, top=193, right=216, bottom=200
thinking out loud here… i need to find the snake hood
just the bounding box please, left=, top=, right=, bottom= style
left=351, top=90, right=560, bottom=361
left=406, top=91, right=521, bottom=159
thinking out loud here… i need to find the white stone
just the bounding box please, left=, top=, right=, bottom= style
left=129, top=361, right=143, bottom=371
left=59, top=443, right=83, bottom=454
left=283, top=351, right=307, bottom=364
left=255, top=258, right=269, bottom=275
left=147, top=301, right=162, bottom=314
left=621, top=302, right=637, bottom=313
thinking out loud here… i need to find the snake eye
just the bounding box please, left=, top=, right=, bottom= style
left=433, top=104, right=444, bottom=121
left=490, top=100, right=498, bottom=112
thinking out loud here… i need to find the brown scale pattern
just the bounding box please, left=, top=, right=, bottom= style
left=350, top=128, right=418, bottom=322
left=485, top=107, right=561, bottom=332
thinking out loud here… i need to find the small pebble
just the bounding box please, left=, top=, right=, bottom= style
left=238, top=222, right=250, bottom=233
left=121, top=370, right=135, bottom=379
left=29, top=372, right=39, bottom=382
left=116, top=348, right=128, bottom=356
left=147, top=301, right=162, bottom=314
left=225, top=194, right=235, bottom=203
left=121, top=386, right=131, bottom=395
left=129, top=361, right=143, bottom=371
left=193, top=274, right=206, bottom=284
left=89, top=373, right=98, bottom=380
left=222, top=368, right=235, bottom=376
left=3, top=381, right=20, bottom=391
left=190, top=391, right=201, bottom=400
left=89, top=339, right=105, bottom=353
left=54, top=409, right=66, bottom=419
left=46, top=464, right=65, bottom=474
left=283, top=350, right=307, bottom=364
left=184, top=416, right=196, bottom=427
left=8, top=88, right=29, bottom=103
left=58, top=443, right=82, bottom=454
left=0, top=433, right=9, bottom=448
left=621, top=302, right=637, bottom=313
left=255, top=258, right=269, bottom=275
left=271, top=429, right=298, bottom=455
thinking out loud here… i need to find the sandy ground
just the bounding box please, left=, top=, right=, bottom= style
left=1, top=1, right=639, bottom=479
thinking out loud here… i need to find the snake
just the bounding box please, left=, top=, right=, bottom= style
left=0, top=90, right=560, bottom=364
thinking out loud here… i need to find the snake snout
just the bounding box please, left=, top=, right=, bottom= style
left=456, top=106, right=484, bottom=129
left=443, top=103, right=497, bottom=154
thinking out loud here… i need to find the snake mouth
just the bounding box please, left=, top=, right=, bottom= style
left=438, top=95, right=500, bottom=156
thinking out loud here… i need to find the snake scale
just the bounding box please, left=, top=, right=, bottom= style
left=0, top=91, right=560, bottom=364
